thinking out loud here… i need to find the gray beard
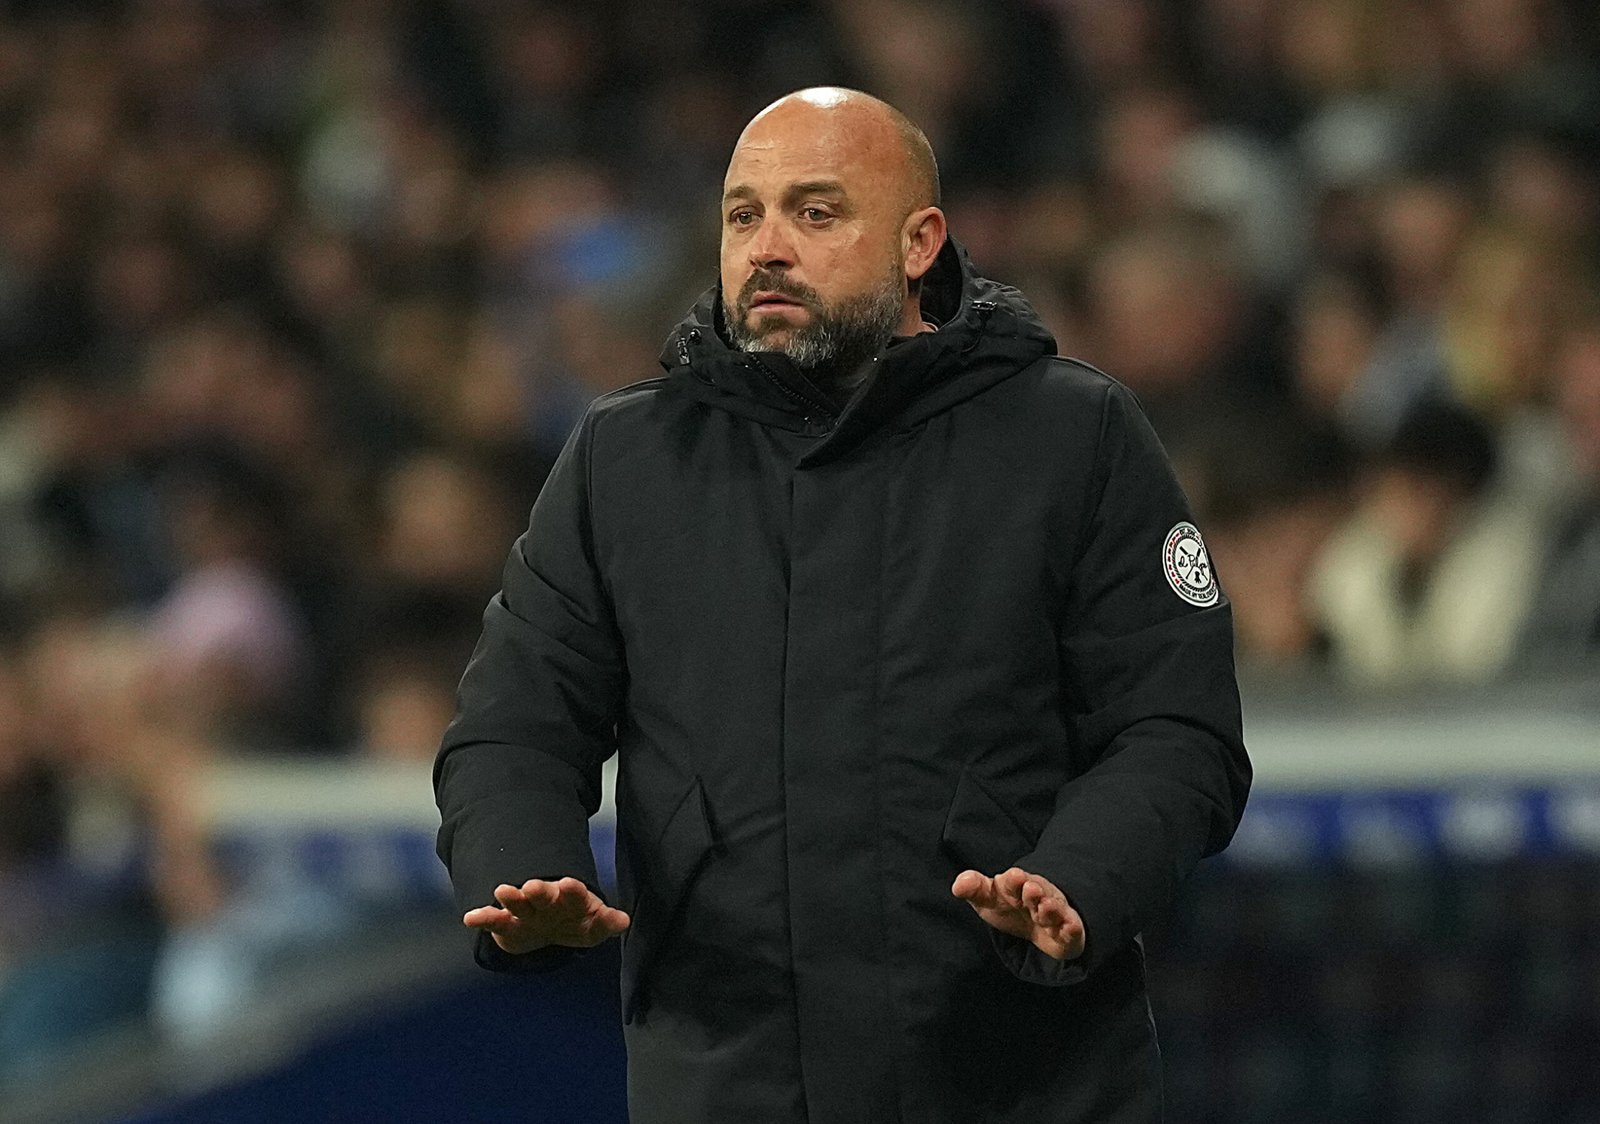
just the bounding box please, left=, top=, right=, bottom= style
left=726, top=274, right=905, bottom=393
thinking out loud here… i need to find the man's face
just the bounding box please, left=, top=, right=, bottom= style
left=719, top=101, right=912, bottom=371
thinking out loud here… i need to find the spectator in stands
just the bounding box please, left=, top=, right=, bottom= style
left=0, top=643, right=96, bottom=1083
left=1083, top=221, right=1255, bottom=420
left=1290, top=267, right=1389, bottom=441
left=354, top=647, right=461, bottom=763
left=1440, top=222, right=1585, bottom=422
left=0, top=647, right=66, bottom=975
left=327, top=448, right=525, bottom=737
left=1311, top=402, right=1545, bottom=683
left=1520, top=310, right=1600, bottom=666
left=145, top=444, right=306, bottom=743
left=1, top=618, right=209, bottom=1079
left=1339, top=175, right=1474, bottom=443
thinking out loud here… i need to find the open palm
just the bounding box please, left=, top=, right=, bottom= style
left=951, top=867, right=1085, bottom=961
left=463, top=877, right=631, bottom=955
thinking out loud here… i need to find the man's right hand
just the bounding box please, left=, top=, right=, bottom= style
left=463, top=877, right=631, bottom=955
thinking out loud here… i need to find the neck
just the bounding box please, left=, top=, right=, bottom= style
left=895, top=299, right=931, bottom=336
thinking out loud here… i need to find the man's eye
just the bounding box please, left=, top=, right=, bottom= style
left=801, top=207, right=832, bottom=222
left=729, top=209, right=756, bottom=227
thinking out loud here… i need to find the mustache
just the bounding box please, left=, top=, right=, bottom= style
left=736, top=270, right=820, bottom=314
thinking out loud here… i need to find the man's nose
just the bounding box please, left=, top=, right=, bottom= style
left=749, top=219, right=796, bottom=270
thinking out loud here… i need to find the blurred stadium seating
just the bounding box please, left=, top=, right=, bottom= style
left=1, top=0, right=1597, bottom=1120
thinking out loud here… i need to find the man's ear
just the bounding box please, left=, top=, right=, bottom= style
left=903, top=207, right=947, bottom=284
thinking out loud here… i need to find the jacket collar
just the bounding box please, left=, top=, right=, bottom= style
left=659, top=236, right=1056, bottom=466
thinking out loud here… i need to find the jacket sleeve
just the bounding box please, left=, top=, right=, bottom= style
left=995, top=379, right=1251, bottom=986
left=433, top=410, right=625, bottom=971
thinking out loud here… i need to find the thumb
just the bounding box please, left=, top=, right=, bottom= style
left=951, top=870, right=989, bottom=900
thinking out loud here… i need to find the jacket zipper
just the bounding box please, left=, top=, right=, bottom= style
left=746, top=354, right=836, bottom=426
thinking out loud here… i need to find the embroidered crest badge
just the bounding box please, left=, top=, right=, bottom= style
left=1163, top=521, right=1219, bottom=607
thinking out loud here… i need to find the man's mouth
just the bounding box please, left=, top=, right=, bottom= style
left=749, top=291, right=807, bottom=313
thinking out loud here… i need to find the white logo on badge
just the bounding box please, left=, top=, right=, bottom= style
left=1163, top=522, right=1219, bottom=607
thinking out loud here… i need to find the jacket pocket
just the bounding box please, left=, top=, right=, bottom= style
left=940, top=765, right=1040, bottom=875
left=621, top=775, right=716, bottom=1024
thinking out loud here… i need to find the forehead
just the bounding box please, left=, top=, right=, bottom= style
left=723, top=110, right=897, bottom=197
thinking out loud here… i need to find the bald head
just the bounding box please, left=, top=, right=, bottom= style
left=735, top=87, right=941, bottom=214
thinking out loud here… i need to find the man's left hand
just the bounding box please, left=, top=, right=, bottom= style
left=951, top=867, right=1086, bottom=962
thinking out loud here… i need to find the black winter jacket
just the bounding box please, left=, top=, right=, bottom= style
left=434, top=238, right=1251, bottom=1124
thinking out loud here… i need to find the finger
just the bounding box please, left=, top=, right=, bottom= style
left=593, top=907, right=631, bottom=934
left=1022, top=878, right=1065, bottom=917
left=518, top=879, right=562, bottom=906
left=996, top=868, right=1028, bottom=907
left=1037, top=906, right=1085, bottom=959
left=500, top=884, right=557, bottom=919
left=554, top=882, right=608, bottom=922
left=951, top=870, right=993, bottom=903
left=969, top=903, right=1035, bottom=942
left=494, top=883, right=529, bottom=911
left=506, top=878, right=594, bottom=923
left=1031, top=897, right=1067, bottom=929
left=1049, top=916, right=1087, bottom=961
left=550, top=877, right=595, bottom=910
left=464, top=905, right=513, bottom=930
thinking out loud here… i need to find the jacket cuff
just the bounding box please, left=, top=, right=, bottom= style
left=473, top=931, right=581, bottom=974
left=992, top=851, right=1120, bottom=984
left=987, top=928, right=1089, bottom=987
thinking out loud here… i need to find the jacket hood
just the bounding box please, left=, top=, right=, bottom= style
left=657, top=236, right=1057, bottom=466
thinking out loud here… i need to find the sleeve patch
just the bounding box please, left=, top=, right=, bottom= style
left=1163, top=522, right=1219, bottom=607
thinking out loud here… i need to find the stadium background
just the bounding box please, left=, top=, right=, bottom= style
left=0, top=0, right=1597, bottom=1121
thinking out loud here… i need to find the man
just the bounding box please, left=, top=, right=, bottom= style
left=434, top=87, right=1250, bottom=1123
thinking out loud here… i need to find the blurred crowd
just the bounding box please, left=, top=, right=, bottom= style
left=0, top=0, right=1597, bottom=1085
